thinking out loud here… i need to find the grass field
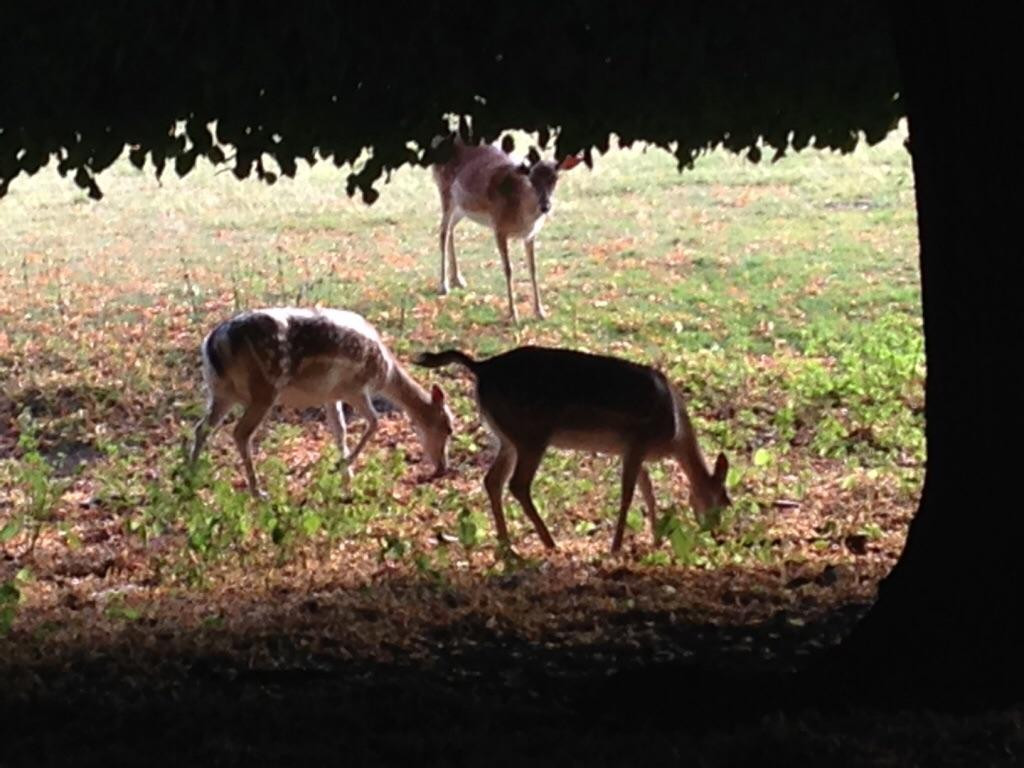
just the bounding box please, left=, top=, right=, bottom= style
left=0, top=128, right=922, bottom=664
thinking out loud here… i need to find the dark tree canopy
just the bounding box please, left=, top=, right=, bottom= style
left=1, top=2, right=901, bottom=202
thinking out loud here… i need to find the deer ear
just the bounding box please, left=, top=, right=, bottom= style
left=713, top=452, right=729, bottom=482
left=558, top=153, right=584, bottom=171
left=526, top=146, right=542, bottom=166
left=431, top=384, right=445, bottom=406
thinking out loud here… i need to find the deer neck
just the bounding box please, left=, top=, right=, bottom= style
left=381, top=361, right=433, bottom=429
left=672, top=399, right=715, bottom=492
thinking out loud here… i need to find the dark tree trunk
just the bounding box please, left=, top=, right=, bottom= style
left=837, top=6, right=1023, bottom=704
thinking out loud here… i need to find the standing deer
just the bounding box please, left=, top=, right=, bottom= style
left=191, top=308, right=453, bottom=497
left=432, top=138, right=583, bottom=323
left=414, top=345, right=731, bottom=553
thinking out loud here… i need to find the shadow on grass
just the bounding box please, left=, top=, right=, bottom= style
left=1, top=582, right=1019, bottom=767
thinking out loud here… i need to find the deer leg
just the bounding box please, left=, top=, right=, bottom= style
left=325, top=400, right=354, bottom=480
left=524, top=238, right=546, bottom=319
left=233, top=398, right=274, bottom=499
left=495, top=233, right=519, bottom=324
left=438, top=206, right=452, bottom=295
left=447, top=210, right=467, bottom=289
left=638, top=467, right=659, bottom=544
left=484, top=439, right=516, bottom=548
left=507, top=443, right=556, bottom=549
left=191, top=394, right=233, bottom=465
left=611, top=450, right=645, bottom=553
left=342, top=392, right=379, bottom=471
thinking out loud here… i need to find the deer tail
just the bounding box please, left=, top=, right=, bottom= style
left=413, top=349, right=479, bottom=374
left=201, top=324, right=228, bottom=378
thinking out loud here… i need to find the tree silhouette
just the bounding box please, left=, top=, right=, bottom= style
left=0, top=3, right=899, bottom=202
left=837, top=5, right=1021, bottom=704
left=2, top=1, right=1017, bottom=703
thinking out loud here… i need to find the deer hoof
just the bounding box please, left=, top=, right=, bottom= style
left=497, top=542, right=524, bottom=564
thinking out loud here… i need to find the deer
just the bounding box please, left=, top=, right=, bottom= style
left=190, top=307, right=454, bottom=497
left=431, top=136, right=583, bottom=324
left=414, top=345, right=731, bottom=554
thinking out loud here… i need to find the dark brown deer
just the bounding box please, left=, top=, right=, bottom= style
left=414, top=345, right=730, bottom=553
left=432, top=139, right=582, bottom=323
left=191, top=308, right=453, bottom=497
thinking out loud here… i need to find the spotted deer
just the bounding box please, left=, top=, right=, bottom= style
left=432, top=138, right=583, bottom=323
left=414, top=345, right=731, bottom=553
left=191, top=308, right=453, bottom=497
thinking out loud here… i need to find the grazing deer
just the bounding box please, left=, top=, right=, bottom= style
left=414, top=346, right=731, bottom=553
left=191, top=308, right=453, bottom=497
left=432, top=138, right=583, bottom=323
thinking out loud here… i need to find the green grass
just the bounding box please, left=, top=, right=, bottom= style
left=0, top=126, right=922, bottom=586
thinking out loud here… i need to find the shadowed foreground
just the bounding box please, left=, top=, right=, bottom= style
left=3, top=597, right=1021, bottom=767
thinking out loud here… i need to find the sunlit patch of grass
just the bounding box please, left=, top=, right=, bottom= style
left=0, top=128, right=920, bottom=621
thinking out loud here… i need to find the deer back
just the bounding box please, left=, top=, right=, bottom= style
left=203, top=309, right=391, bottom=405
left=471, top=346, right=678, bottom=450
